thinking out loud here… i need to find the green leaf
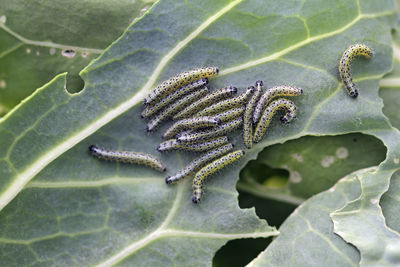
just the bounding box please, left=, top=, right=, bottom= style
left=238, top=133, right=387, bottom=203
left=0, top=0, right=398, bottom=265
left=246, top=169, right=365, bottom=267
left=381, top=170, right=400, bottom=233
left=0, top=0, right=155, bottom=115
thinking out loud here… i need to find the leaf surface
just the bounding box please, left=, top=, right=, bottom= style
left=0, top=0, right=398, bottom=266
left=0, top=0, right=155, bottom=114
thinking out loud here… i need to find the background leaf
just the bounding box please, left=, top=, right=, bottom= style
left=0, top=0, right=156, bottom=115
left=0, top=0, right=399, bottom=266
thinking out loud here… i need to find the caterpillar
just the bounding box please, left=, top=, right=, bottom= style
left=163, top=116, right=222, bottom=139
left=141, top=78, right=208, bottom=119
left=253, top=85, right=303, bottom=123
left=339, top=44, right=373, bottom=97
left=173, top=86, right=238, bottom=120
left=177, top=117, right=243, bottom=144
left=253, top=98, right=297, bottom=143
left=195, top=86, right=254, bottom=117
left=192, top=149, right=245, bottom=204
left=214, top=106, right=245, bottom=123
left=144, top=67, right=218, bottom=105
left=89, top=145, right=166, bottom=172
left=243, top=81, right=263, bottom=149
left=146, top=87, right=209, bottom=132
left=157, top=136, right=229, bottom=152
left=165, top=143, right=234, bottom=184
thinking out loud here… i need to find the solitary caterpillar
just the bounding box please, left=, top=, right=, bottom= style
left=141, top=78, right=208, bottom=119
left=177, top=117, right=243, bottom=144
left=253, top=98, right=297, bottom=143
left=163, top=116, right=221, bottom=139
left=165, top=143, right=234, bottom=184
left=146, top=87, right=209, bottom=132
left=253, top=86, right=303, bottom=123
left=89, top=145, right=166, bottom=172
left=243, top=81, right=263, bottom=149
left=173, top=86, right=237, bottom=120
left=158, top=136, right=229, bottom=152
left=339, top=44, right=373, bottom=97
left=144, top=67, right=218, bottom=105
left=214, top=106, right=245, bottom=123
left=195, top=86, right=255, bottom=117
left=192, top=149, right=245, bottom=204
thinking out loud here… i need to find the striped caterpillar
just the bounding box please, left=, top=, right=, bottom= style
left=192, top=150, right=245, bottom=203
left=89, top=145, right=166, bottom=172
left=173, top=86, right=237, bottom=120
left=141, top=78, right=208, bottom=119
left=243, top=81, right=263, bottom=149
left=144, top=67, right=218, bottom=105
left=158, top=136, right=229, bottom=152
left=165, top=143, right=234, bottom=184
left=339, top=44, right=373, bottom=97
left=195, top=86, right=254, bottom=117
left=177, top=117, right=243, bottom=144
left=253, top=98, right=297, bottom=143
left=253, top=85, right=302, bottom=124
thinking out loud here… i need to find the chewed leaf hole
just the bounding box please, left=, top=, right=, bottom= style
left=62, top=49, right=76, bottom=58
left=213, top=238, right=271, bottom=267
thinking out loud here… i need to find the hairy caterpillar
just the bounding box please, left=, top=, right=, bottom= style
left=144, top=67, right=218, bottom=105
left=195, top=86, right=254, bottom=117
left=158, top=136, right=229, bottom=152
left=173, top=86, right=237, bottom=120
left=253, top=86, right=303, bottom=123
left=243, top=81, right=263, bottom=149
left=89, top=145, right=166, bottom=172
left=214, top=106, right=245, bottom=123
left=192, top=149, right=245, bottom=204
left=339, top=44, right=373, bottom=97
left=141, top=78, right=208, bottom=118
left=165, top=143, right=234, bottom=184
left=146, top=87, right=209, bottom=132
left=162, top=116, right=221, bottom=139
left=253, top=98, right=297, bottom=143
left=177, top=117, right=243, bottom=144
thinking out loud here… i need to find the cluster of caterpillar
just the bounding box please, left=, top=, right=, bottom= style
left=89, top=44, right=372, bottom=204
left=139, top=67, right=303, bottom=203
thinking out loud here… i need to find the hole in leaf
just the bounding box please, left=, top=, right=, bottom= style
left=65, top=74, right=85, bottom=94
left=380, top=88, right=400, bottom=131
left=213, top=238, right=271, bottom=267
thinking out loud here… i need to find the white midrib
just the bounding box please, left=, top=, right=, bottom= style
left=98, top=180, right=277, bottom=267
left=0, top=0, right=244, bottom=211
left=0, top=7, right=392, bottom=213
